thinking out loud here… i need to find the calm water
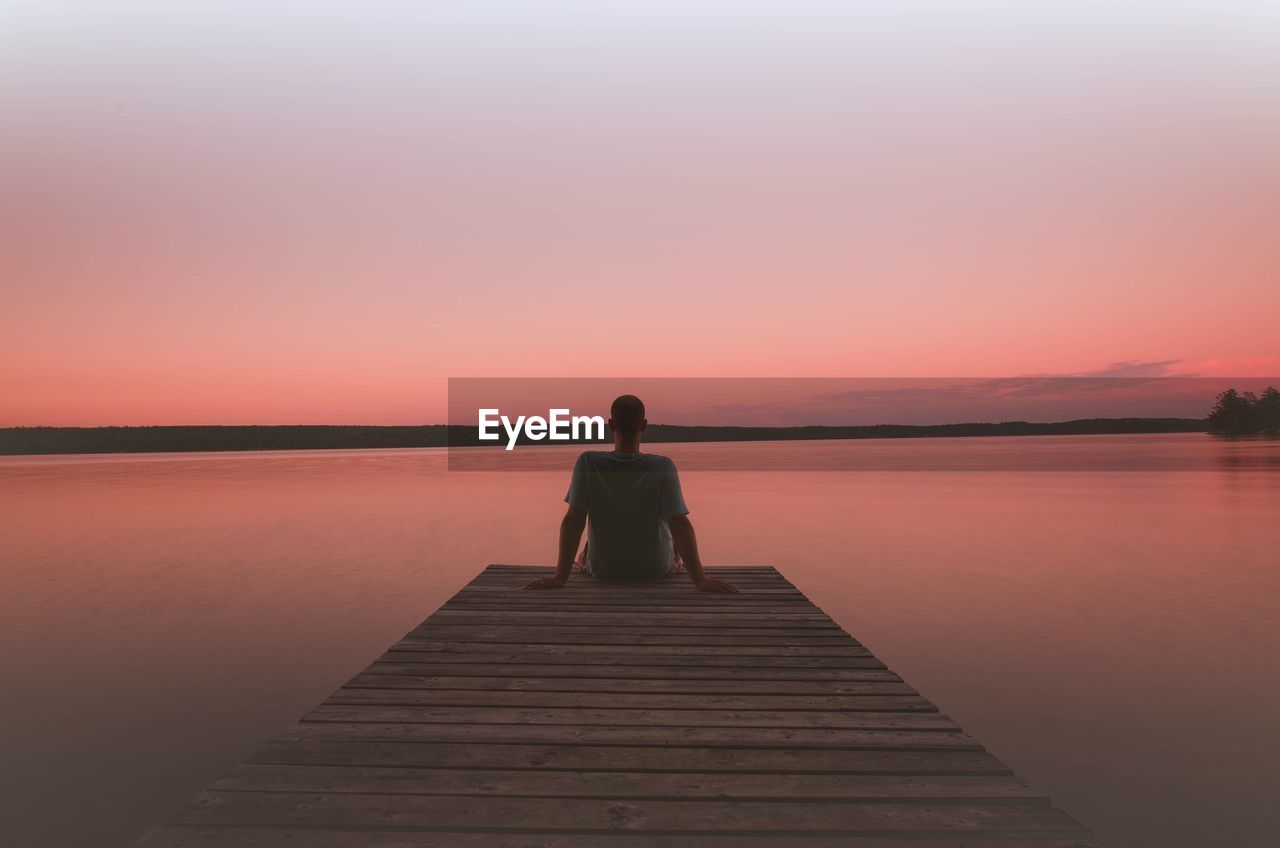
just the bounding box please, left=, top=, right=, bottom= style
left=2, top=434, right=1278, bottom=847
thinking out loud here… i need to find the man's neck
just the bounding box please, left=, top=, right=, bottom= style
left=613, top=436, right=641, bottom=453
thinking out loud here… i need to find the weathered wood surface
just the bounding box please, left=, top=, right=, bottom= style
left=132, top=565, right=1095, bottom=847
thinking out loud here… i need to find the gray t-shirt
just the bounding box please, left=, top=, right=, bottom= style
left=565, top=450, right=689, bottom=581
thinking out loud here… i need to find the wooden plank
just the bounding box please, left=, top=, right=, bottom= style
left=408, top=623, right=851, bottom=635
left=325, top=688, right=936, bottom=712
left=379, top=654, right=886, bottom=669
left=468, top=579, right=800, bottom=589
left=468, top=581, right=801, bottom=592
left=131, top=565, right=1093, bottom=847
left=477, top=578, right=792, bottom=584
left=347, top=674, right=911, bottom=693
left=282, top=722, right=983, bottom=750
left=441, top=604, right=819, bottom=614
left=446, top=592, right=813, bottom=602
left=210, top=764, right=1046, bottom=801
left=471, top=580, right=799, bottom=589
left=441, top=583, right=821, bottom=595
left=172, top=792, right=1088, bottom=834
left=427, top=612, right=835, bottom=625
left=410, top=619, right=847, bottom=633
left=485, top=565, right=785, bottom=574
left=440, top=603, right=822, bottom=614
left=401, top=628, right=857, bottom=645
left=366, top=662, right=890, bottom=678
left=454, top=585, right=812, bottom=596
left=386, top=642, right=872, bottom=657
left=465, top=573, right=793, bottom=581
left=137, top=825, right=1100, bottom=847
left=302, top=704, right=959, bottom=730
left=451, top=585, right=811, bottom=596
left=471, top=572, right=796, bottom=582
left=455, top=591, right=803, bottom=596
left=469, top=572, right=790, bottom=580
left=246, top=740, right=1014, bottom=774
left=478, top=575, right=793, bottom=584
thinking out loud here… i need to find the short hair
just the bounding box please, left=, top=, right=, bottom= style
left=610, top=394, right=646, bottom=436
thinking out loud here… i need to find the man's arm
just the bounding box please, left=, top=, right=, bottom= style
left=668, top=514, right=737, bottom=593
left=525, top=505, right=586, bottom=589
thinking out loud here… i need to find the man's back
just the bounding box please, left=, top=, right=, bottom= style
left=565, top=450, right=688, bottom=580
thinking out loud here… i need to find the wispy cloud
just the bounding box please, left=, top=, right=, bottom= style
left=1074, top=360, right=1189, bottom=378
left=702, top=365, right=1219, bottom=426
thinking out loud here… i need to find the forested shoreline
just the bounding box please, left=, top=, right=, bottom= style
left=1207, top=388, right=1280, bottom=436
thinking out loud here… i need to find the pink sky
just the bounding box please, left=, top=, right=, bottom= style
left=3, top=4, right=1278, bottom=426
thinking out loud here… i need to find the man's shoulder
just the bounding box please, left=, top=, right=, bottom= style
left=640, top=452, right=677, bottom=472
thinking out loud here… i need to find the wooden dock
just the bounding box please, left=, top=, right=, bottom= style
left=134, top=565, right=1095, bottom=847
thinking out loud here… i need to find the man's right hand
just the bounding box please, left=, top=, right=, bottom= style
left=693, top=576, right=738, bottom=593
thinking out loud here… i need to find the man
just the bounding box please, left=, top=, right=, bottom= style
left=524, top=394, right=737, bottom=593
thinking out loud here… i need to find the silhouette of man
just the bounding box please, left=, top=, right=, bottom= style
left=525, top=395, right=738, bottom=593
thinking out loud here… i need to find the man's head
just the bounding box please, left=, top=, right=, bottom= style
left=608, top=394, right=647, bottom=440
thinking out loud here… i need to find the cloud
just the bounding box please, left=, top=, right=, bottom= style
left=1012, top=359, right=1189, bottom=380
left=1074, top=360, right=1189, bottom=378
left=699, top=366, right=1217, bottom=426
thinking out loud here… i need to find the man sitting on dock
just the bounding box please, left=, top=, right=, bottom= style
left=525, top=394, right=737, bottom=593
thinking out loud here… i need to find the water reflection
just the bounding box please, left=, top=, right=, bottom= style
left=1, top=435, right=1278, bottom=847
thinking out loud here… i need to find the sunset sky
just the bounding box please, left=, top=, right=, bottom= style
left=3, top=2, right=1278, bottom=425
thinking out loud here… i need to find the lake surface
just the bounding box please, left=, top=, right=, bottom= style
left=2, top=433, right=1278, bottom=847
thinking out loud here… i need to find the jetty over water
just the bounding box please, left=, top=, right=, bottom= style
left=134, top=565, right=1095, bottom=847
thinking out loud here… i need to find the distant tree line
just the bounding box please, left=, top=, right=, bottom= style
left=1207, top=387, right=1280, bottom=436
left=1, top=418, right=1210, bottom=456
left=0, top=425, right=457, bottom=456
